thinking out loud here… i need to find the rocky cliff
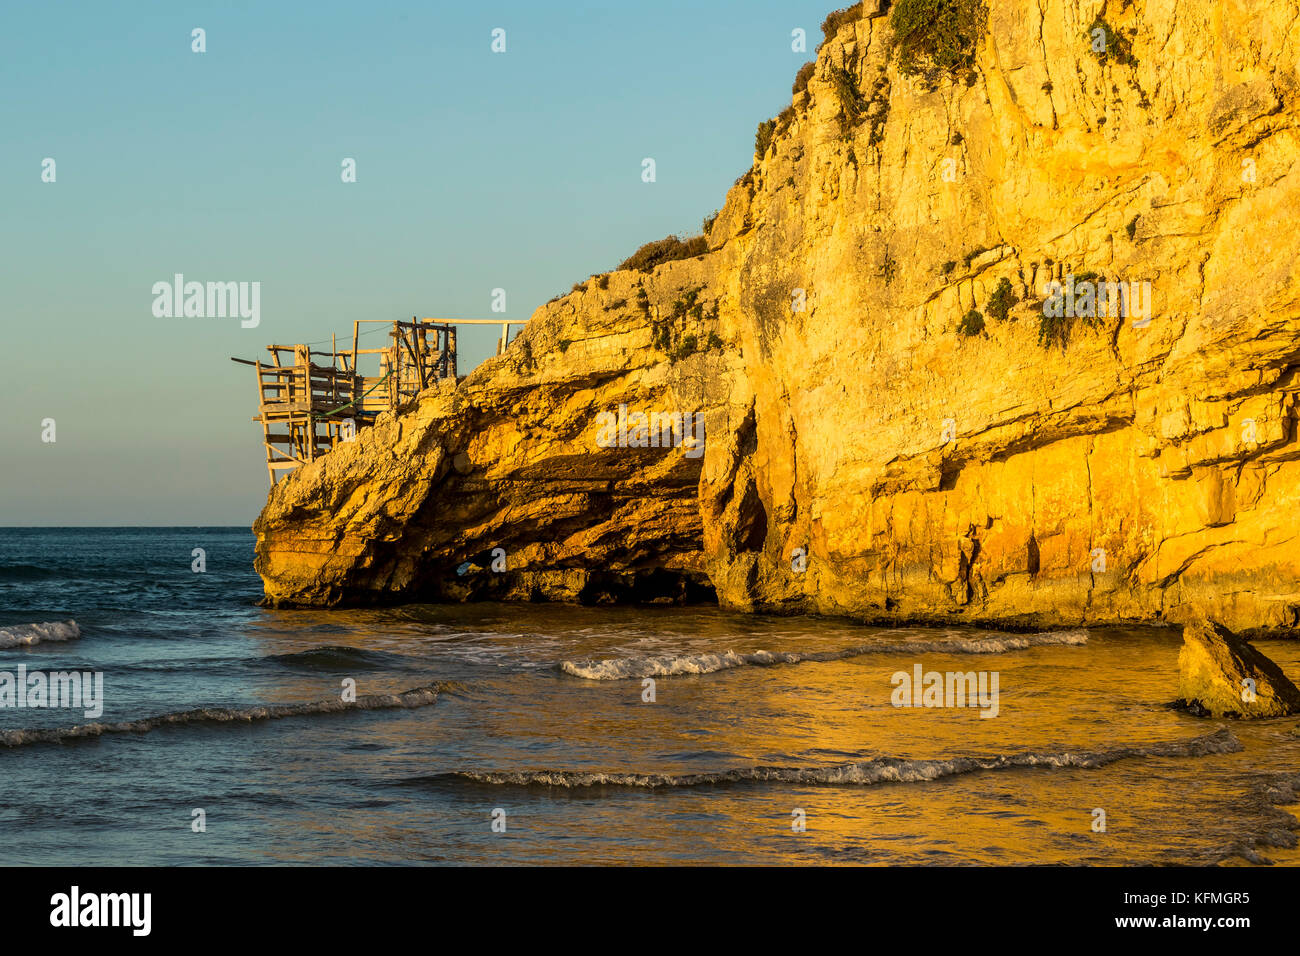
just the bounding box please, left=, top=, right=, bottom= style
left=255, top=0, right=1300, bottom=634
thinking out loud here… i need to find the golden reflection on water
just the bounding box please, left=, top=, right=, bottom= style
left=228, top=605, right=1300, bottom=865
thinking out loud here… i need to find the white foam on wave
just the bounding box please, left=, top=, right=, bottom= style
left=559, top=629, right=1089, bottom=680
left=457, top=727, right=1241, bottom=789
left=0, top=682, right=447, bottom=748
left=0, top=620, right=81, bottom=648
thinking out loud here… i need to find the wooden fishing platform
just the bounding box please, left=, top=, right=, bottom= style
left=233, top=317, right=525, bottom=484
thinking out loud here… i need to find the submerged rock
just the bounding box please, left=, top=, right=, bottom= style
left=1177, top=618, right=1300, bottom=718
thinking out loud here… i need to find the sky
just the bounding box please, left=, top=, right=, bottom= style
left=1, top=0, right=834, bottom=525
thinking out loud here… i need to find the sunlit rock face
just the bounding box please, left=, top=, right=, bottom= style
left=1177, top=618, right=1300, bottom=717
left=253, top=258, right=733, bottom=608
left=257, top=1, right=1300, bottom=632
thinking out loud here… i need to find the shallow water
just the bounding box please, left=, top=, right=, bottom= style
left=1, top=527, right=1297, bottom=865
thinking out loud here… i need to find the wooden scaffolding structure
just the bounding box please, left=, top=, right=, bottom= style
left=232, top=318, right=457, bottom=485
left=233, top=316, right=528, bottom=485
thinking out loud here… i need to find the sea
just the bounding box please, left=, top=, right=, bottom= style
left=1, top=527, right=1297, bottom=865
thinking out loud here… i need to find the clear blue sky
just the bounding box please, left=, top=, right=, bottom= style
left=2, top=0, right=832, bottom=525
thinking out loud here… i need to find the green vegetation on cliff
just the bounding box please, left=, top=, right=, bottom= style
left=889, top=0, right=988, bottom=77
left=617, top=234, right=707, bottom=273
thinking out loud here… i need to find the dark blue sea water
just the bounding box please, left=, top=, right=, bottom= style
left=1, top=527, right=1298, bottom=865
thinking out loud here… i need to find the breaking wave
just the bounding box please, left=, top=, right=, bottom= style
left=559, top=629, right=1089, bottom=680
left=0, top=682, right=447, bottom=748
left=0, top=620, right=81, bottom=649
left=450, top=727, right=1240, bottom=789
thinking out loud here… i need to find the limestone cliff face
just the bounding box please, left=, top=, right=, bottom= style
left=256, top=0, right=1300, bottom=634
left=254, top=257, right=733, bottom=607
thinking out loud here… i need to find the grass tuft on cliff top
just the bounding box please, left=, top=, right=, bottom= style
left=889, top=0, right=988, bottom=77
left=819, top=3, right=865, bottom=49
left=617, top=234, right=708, bottom=273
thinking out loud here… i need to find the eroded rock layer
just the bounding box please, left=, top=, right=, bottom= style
left=256, top=0, right=1300, bottom=632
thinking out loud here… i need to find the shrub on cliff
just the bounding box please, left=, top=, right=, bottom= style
left=672, top=287, right=706, bottom=323
left=651, top=319, right=672, bottom=352
left=1036, top=271, right=1113, bottom=350
left=957, top=309, right=985, bottom=336
left=669, top=334, right=699, bottom=362
left=617, top=235, right=708, bottom=273
left=649, top=286, right=716, bottom=362
left=1086, top=17, right=1137, bottom=67
left=820, top=3, right=865, bottom=49
left=1037, top=309, right=1070, bottom=350
left=775, top=104, right=796, bottom=134
left=889, top=0, right=988, bottom=77
left=986, top=277, right=1017, bottom=322
left=828, top=64, right=868, bottom=125
left=792, top=61, right=816, bottom=95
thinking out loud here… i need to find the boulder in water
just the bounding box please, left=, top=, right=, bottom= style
left=1177, top=618, right=1300, bottom=718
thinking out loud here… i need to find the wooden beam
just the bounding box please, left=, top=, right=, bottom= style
left=420, top=318, right=526, bottom=325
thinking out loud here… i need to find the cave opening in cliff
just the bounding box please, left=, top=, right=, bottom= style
left=577, top=569, right=717, bottom=607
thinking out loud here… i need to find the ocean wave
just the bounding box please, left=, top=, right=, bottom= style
left=72, top=645, right=413, bottom=677
left=0, top=564, right=63, bottom=582
left=0, top=620, right=81, bottom=648
left=258, top=645, right=411, bottom=670
left=1228, top=770, right=1300, bottom=864
left=559, top=629, right=1089, bottom=680
left=0, top=682, right=447, bottom=748
left=451, top=727, right=1240, bottom=789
